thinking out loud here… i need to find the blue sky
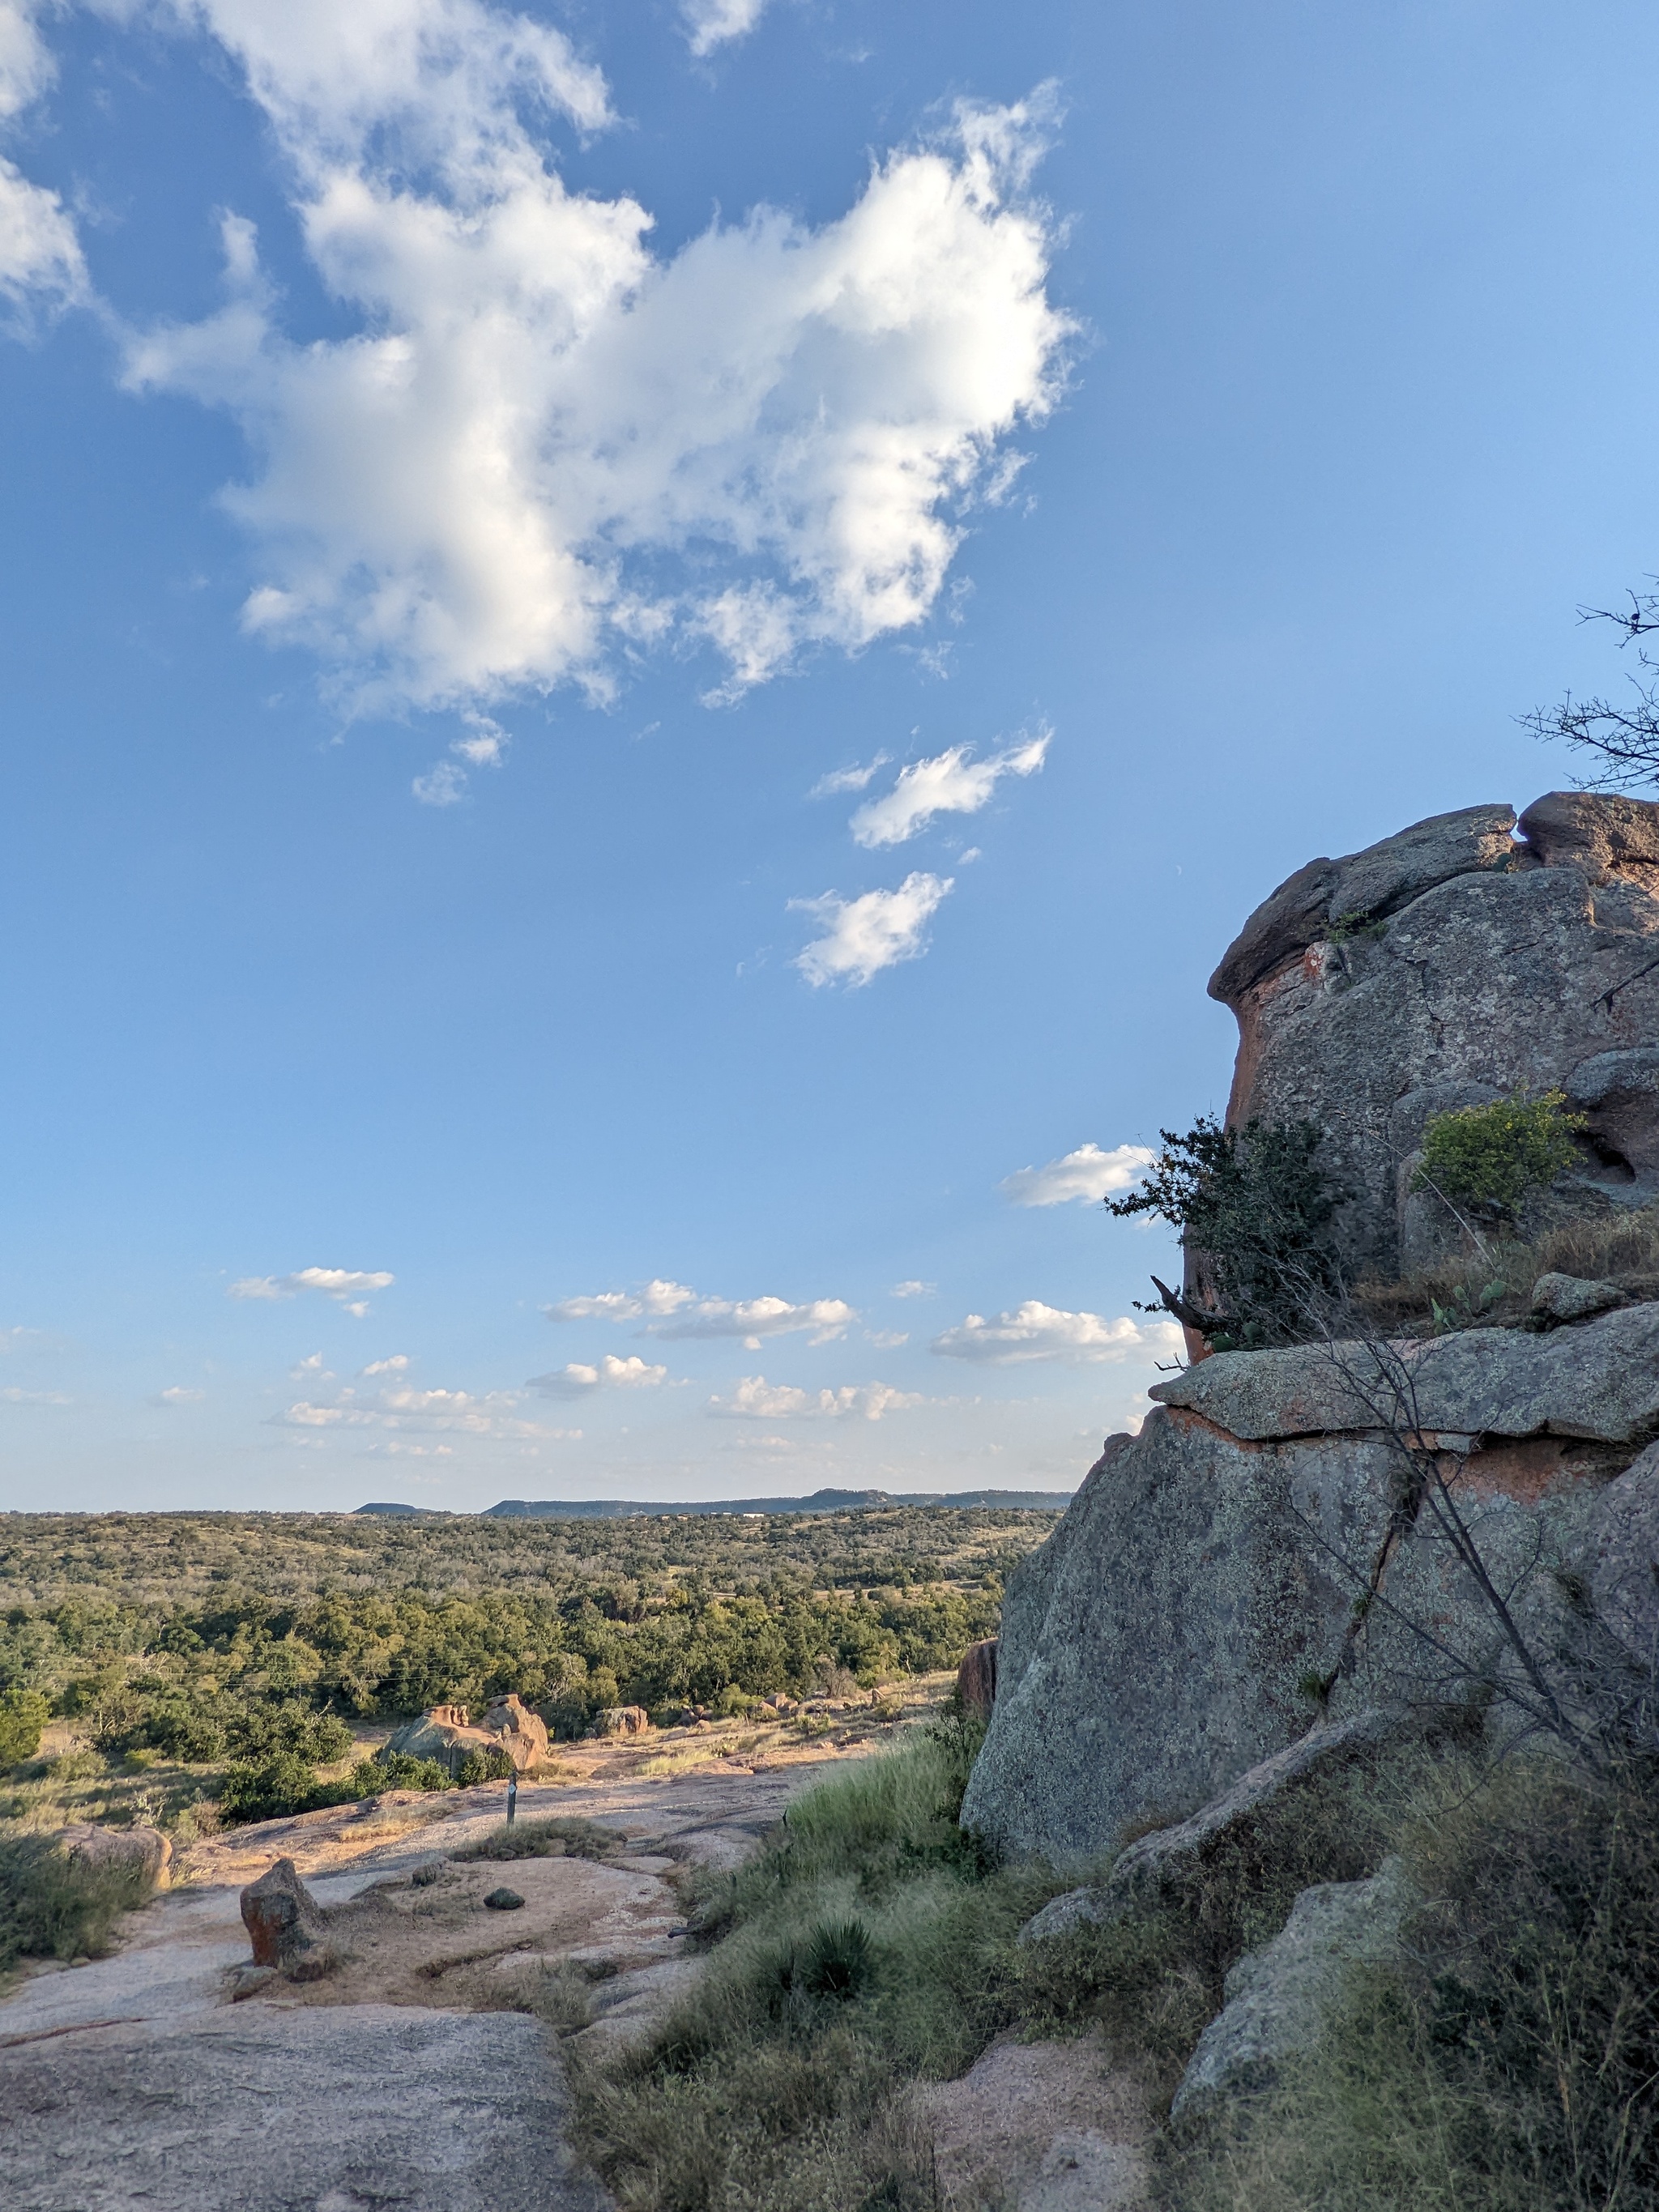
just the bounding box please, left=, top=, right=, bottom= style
left=3, top=0, right=1658, bottom=1511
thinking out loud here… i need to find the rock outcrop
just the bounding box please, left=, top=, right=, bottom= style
left=383, top=1692, right=549, bottom=1776
left=957, top=1637, right=1000, bottom=1720
left=960, top=1323, right=1659, bottom=1862
left=1207, top=792, right=1659, bottom=1283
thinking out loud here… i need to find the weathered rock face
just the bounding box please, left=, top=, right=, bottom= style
left=960, top=1325, right=1659, bottom=1861
left=957, top=1637, right=1000, bottom=1720
left=1208, top=792, right=1659, bottom=1283
left=481, top=1693, right=551, bottom=1774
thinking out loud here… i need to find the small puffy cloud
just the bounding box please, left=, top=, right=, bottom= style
left=810, top=753, right=890, bottom=799
left=1001, top=1142, right=1156, bottom=1208
left=707, top=1375, right=923, bottom=1421
left=229, top=1267, right=394, bottom=1306
left=890, top=1280, right=935, bottom=1298
left=360, top=1354, right=410, bottom=1375
left=1, top=1384, right=70, bottom=1405
left=527, top=1353, right=670, bottom=1400
left=793, top=872, right=953, bottom=987
left=151, top=1385, right=207, bottom=1405
left=544, top=1280, right=696, bottom=1323
left=865, top=1329, right=908, bottom=1348
left=412, top=760, right=466, bottom=807
left=273, top=1377, right=546, bottom=1438
left=849, top=728, right=1048, bottom=849
left=682, top=0, right=770, bottom=56
left=650, top=1295, right=855, bottom=1347
left=931, top=1302, right=1180, bottom=1366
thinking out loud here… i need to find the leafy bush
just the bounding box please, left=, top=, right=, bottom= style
left=1109, top=1115, right=1348, bottom=1347
left=366, top=1750, right=456, bottom=1794
left=1414, top=1091, right=1586, bottom=1224
left=215, top=1751, right=322, bottom=1824
left=0, top=1833, right=153, bottom=1971
left=0, top=1687, right=49, bottom=1770
left=455, top=1743, right=515, bottom=1787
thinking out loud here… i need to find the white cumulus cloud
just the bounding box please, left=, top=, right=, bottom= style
left=682, top=0, right=771, bottom=57
left=117, top=2, right=1068, bottom=716
left=793, top=871, right=953, bottom=987
left=274, top=1376, right=546, bottom=1437
left=0, top=1, right=87, bottom=313
left=930, top=1302, right=1180, bottom=1366
left=544, top=1280, right=697, bottom=1323
left=707, top=1375, right=922, bottom=1421
left=151, top=1385, right=207, bottom=1405
left=850, top=727, right=1049, bottom=848
left=1001, top=1141, right=1156, bottom=1207
left=527, top=1353, right=670, bottom=1399
left=651, top=1294, right=855, bottom=1348
left=229, top=1266, right=395, bottom=1310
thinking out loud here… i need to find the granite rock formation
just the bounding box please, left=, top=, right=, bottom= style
left=1207, top=791, right=1659, bottom=1285
left=382, top=1693, right=549, bottom=1776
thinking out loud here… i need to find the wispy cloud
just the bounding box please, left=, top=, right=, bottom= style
left=1001, top=1141, right=1156, bottom=1207
left=150, top=1385, right=207, bottom=1406
left=414, top=712, right=509, bottom=804
left=682, top=0, right=771, bottom=57
left=229, top=1266, right=394, bottom=1315
left=890, top=1280, right=935, bottom=1298
left=810, top=752, right=890, bottom=799
left=707, top=1375, right=923, bottom=1421
left=527, top=1353, right=670, bottom=1400
left=850, top=729, right=1049, bottom=849
left=792, top=872, right=953, bottom=987
left=1, top=1385, right=70, bottom=1405
left=931, top=1302, right=1180, bottom=1366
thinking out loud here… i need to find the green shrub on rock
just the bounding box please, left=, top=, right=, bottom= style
left=1413, top=1090, right=1586, bottom=1224
left=0, top=1833, right=152, bottom=1971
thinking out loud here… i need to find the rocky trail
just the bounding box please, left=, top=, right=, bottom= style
left=0, top=1725, right=884, bottom=2211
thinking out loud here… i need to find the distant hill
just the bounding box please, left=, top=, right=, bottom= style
left=352, top=1486, right=1073, bottom=1519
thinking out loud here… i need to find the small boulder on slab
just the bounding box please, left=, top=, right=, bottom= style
left=592, top=1705, right=649, bottom=1737
left=58, top=1822, right=171, bottom=1890
left=240, top=1856, right=329, bottom=1969
left=484, top=1886, right=526, bottom=1912
left=1532, top=1272, right=1625, bottom=1324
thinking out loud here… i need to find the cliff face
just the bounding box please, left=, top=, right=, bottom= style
left=1208, top=791, right=1659, bottom=1284
left=961, top=791, right=1659, bottom=1864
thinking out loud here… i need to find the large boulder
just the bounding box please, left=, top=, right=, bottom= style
left=960, top=1315, right=1659, bottom=1860
left=480, top=1694, right=551, bottom=1775
left=1206, top=792, right=1659, bottom=1283
left=957, top=1638, right=1000, bottom=1720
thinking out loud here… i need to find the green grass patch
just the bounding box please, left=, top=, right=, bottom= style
left=451, top=1815, right=624, bottom=1863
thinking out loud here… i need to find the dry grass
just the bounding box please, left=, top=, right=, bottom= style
left=1350, top=1205, right=1659, bottom=1336
left=450, top=1814, right=624, bottom=1863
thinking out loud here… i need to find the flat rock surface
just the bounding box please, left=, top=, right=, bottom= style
left=0, top=2005, right=607, bottom=2212
left=0, top=1740, right=889, bottom=2207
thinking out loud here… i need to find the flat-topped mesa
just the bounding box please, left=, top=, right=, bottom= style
left=1205, top=791, right=1659, bottom=1283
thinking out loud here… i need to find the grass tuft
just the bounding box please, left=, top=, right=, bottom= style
left=0, top=1831, right=155, bottom=1973
left=450, top=1814, right=624, bottom=1863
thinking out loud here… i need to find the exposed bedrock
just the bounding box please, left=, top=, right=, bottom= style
left=959, top=1325, right=1659, bottom=1862
left=1205, top=791, right=1659, bottom=1285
